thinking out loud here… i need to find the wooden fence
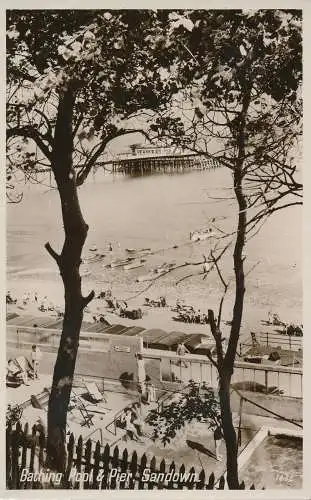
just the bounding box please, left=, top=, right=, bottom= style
left=7, top=422, right=257, bottom=490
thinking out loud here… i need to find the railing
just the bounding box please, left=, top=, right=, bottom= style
left=257, top=332, right=302, bottom=351
left=105, top=406, right=132, bottom=438
left=142, top=349, right=303, bottom=398
left=6, top=422, right=257, bottom=490
left=239, top=332, right=302, bottom=356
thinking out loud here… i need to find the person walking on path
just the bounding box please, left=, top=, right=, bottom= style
left=31, top=345, right=42, bottom=379
left=176, top=342, right=190, bottom=367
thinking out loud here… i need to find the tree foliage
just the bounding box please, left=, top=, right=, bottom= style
left=6, top=10, right=178, bottom=191
left=147, top=9, right=302, bottom=230
left=146, top=382, right=220, bottom=446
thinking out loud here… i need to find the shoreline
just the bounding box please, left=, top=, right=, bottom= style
left=7, top=274, right=302, bottom=345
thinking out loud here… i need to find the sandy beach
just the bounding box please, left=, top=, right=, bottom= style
left=6, top=270, right=301, bottom=347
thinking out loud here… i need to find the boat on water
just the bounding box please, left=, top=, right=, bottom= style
left=110, top=257, right=135, bottom=268
left=190, top=228, right=215, bottom=242
left=126, top=247, right=151, bottom=254
left=83, top=253, right=105, bottom=263
left=154, top=262, right=175, bottom=273
left=136, top=270, right=166, bottom=282
left=124, top=259, right=145, bottom=270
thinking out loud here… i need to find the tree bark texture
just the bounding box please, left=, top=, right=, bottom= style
left=219, top=373, right=240, bottom=489
left=46, top=88, right=92, bottom=471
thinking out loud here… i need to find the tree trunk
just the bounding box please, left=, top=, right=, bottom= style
left=219, top=87, right=250, bottom=489
left=219, top=372, right=239, bottom=489
left=45, top=88, right=93, bottom=471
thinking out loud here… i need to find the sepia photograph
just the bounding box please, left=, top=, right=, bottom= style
left=5, top=8, right=303, bottom=492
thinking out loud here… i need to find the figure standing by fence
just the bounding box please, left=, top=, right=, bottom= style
left=177, top=342, right=190, bottom=367
left=136, top=353, right=146, bottom=394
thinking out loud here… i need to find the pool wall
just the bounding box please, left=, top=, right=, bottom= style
left=230, top=390, right=302, bottom=422
left=238, top=425, right=303, bottom=473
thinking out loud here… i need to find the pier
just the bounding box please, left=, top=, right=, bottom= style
left=111, top=145, right=222, bottom=175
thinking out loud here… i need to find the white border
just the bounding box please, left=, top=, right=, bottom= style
left=1, top=2, right=310, bottom=499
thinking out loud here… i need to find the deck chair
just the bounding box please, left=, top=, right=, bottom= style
left=7, top=357, right=32, bottom=387
left=7, top=359, right=23, bottom=387
left=15, top=356, right=34, bottom=378
left=85, top=382, right=106, bottom=403
left=71, top=390, right=94, bottom=428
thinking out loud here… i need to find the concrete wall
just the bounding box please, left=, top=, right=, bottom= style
left=7, top=325, right=142, bottom=385
left=230, top=390, right=303, bottom=422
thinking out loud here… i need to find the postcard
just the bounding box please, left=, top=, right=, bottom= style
left=2, top=3, right=309, bottom=499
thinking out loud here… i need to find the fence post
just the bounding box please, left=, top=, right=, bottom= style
left=196, top=469, right=207, bottom=490
left=28, top=425, right=37, bottom=489
left=110, top=445, right=119, bottom=490
left=19, top=423, right=29, bottom=490
left=101, top=443, right=110, bottom=490
left=177, top=464, right=185, bottom=489
left=119, top=448, right=128, bottom=490
left=138, top=453, right=147, bottom=489
left=159, top=458, right=166, bottom=489
left=167, top=460, right=175, bottom=489
left=74, top=435, right=83, bottom=489
left=83, top=439, right=92, bottom=489
left=218, top=475, right=225, bottom=490
left=38, top=430, right=45, bottom=470
left=91, top=441, right=101, bottom=489
left=148, top=456, right=156, bottom=490
left=188, top=466, right=196, bottom=489
left=206, top=471, right=214, bottom=490
left=129, top=450, right=137, bottom=489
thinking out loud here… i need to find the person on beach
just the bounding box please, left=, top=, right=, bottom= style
left=31, top=345, right=42, bottom=379
left=34, top=291, right=38, bottom=303
left=22, top=292, right=30, bottom=306
left=214, top=423, right=223, bottom=461
left=6, top=291, right=16, bottom=304
left=160, top=296, right=166, bottom=307
left=39, top=296, right=49, bottom=312
left=203, top=261, right=210, bottom=274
